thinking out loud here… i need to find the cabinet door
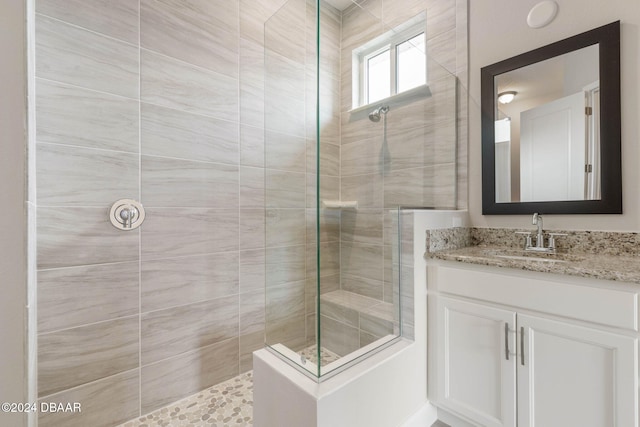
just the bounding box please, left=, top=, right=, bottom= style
left=437, top=297, right=517, bottom=427
left=518, top=314, right=638, bottom=427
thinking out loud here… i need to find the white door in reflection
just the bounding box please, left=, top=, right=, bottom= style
left=519, top=92, right=586, bottom=202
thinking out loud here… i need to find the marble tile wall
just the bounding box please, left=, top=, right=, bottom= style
left=34, top=0, right=312, bottom=425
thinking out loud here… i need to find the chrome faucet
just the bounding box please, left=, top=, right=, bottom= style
left=532, top=213, right=544, bottom=248
left=514, top=213, right=567, bottom=254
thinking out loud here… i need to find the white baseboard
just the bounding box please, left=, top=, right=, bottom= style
left=401, top=402, right=438, bottom=427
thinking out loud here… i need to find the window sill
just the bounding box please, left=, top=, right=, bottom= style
left=348, top=84, right=432, bottom=116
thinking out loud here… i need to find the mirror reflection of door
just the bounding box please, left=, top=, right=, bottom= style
left=584, top=81, right=601, bottom=200
left=494, top=118, right=511, bottom=203
left=520, top=91, right=585, bottom=201
left=494, top=44, right=600, bottom=202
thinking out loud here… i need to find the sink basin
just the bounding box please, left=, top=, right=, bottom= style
left=494, top=254, right=566, bottom=263
left=479, top=249, right=583, bottom=264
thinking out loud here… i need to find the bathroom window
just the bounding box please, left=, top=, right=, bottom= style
left=353, top=15, right=427, bottom=108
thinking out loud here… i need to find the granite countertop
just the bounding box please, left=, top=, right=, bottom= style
left=425, top=228, right=640, bottom=285
left=429, top=245, right=640, bottom=284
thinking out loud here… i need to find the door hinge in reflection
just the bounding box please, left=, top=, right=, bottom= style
left=585, top=164, right=593, bottom=173
left=585, top=106, right=593, bottom=116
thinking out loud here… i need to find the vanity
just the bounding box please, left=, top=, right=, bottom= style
left=425, top=18, right=636, bottom=427
left=425, top=228, right=639, bottom=427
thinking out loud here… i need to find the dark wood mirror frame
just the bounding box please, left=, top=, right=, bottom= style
left=481, top=21, right=621, bottom=215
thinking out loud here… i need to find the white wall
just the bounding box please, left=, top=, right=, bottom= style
left=468, top=0, right=640, bottom=231
left=0, top=0, right=28, bottom=426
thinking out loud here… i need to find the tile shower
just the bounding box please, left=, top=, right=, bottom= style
left=31, top=0, right=467, bottom=426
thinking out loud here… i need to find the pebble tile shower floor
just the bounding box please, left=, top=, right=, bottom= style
left=119, top=347, right=339, bottom=427
left=120, top=372, right=254, bottom=427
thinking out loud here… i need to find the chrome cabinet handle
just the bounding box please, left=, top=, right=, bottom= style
left=520, top=326, right=525, bottom=366
left=505, top=322, right=510, bottom=360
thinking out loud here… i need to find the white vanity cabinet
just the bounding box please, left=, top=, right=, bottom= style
left=436, top=297, right=516, bottom=426
left=517, top=313, right=636, bottom=427
left=428, top=262, right=639, bottom=427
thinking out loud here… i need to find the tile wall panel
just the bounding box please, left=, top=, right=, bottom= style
left=427, top=29, right=457, bottom=81
left=265, top=314, right=307, bottom=351
left=241, top=289, right=266, bottom=335
left=141, top=295, right=239, bottom=365
left=141, top=50, right=238, bottom=122
left=265, top=170, right=306, bottom=208
left=263, top=0, right=306, bottom=64
left=307, top=208, right=341, bottom=243
left=420, top=163, right=457, bottom=207
left=341, top=209, right=384, bottom=245
left=382, top=0, right=426, bottom=28
left=37, top=207, right=139, bottom=269
left=240, top=125, right=265, bottom=168
left=308, top=139, right=340, bottom=176
left=37, top=143, right=138, bottom=207
left=306, top=241, right=341, bottom=278
left=36, top=79, right=139, bottom=153
left=36, top=14, right=139, bottom=98
left=141, top=103, right=239, bottom=164
left=38, top=262, right=139, bottom=333
left=36, top=0, right=139, bottom=44
left=263, top=91, right=306, bottom=137
left=141, top=155, right=239, bottom=208
left=266, top=245, right=306, bottom=288
left=240, top=208, right=266, bottom=250
left=38, top=316, right=139, bottom=397
left=141, top=0, right=239, bottom=78
left=141, top=338, right=239, bottom=414
left=239, top=0, right=288, bottom=45
left=341, top=137, right=384, bottom=177
left=427, top=0, right=457, bottom=39
left=265, top=53, right=306, bottom=102
left=240, top=166, right=266, bottom=209
left=240, top=37, right=266, bottom=128
left=141, top=252, right=239, bottom=312
left=318, top=4, right=341, bottom=80
left=341, top=274, right=384, bottom=301
left=340, top=173, right=384, bottom=208
left=265, top=131, right=307, bottom=172
left=240, top=249, right=266, bottom=294
left=307, top=174, right=341, bottom=208
left=141, top=208, right=239, bottom=260
left=38, top=370, right=140, bottom=427
left=266, top=209, right=307, bottom=248
left=240, top=331, right=264, bottom=373
left=320, top=315, right=360, bottom=356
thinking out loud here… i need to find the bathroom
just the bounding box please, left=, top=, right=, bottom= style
left=0, top=0, right=639, bottom=426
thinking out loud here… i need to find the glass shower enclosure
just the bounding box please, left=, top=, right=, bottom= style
left=264, top=0, right=458, bottom=379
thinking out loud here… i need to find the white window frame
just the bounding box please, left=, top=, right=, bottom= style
left=352, top=14, right=427, bottom=109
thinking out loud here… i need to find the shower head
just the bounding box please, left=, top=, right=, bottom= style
left=368, top=106, right=389, bottom=122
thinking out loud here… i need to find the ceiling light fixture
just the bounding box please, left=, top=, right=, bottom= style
left=497, top=91, right=517, bottom=104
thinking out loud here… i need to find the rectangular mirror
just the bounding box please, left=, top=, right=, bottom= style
left=481, top=21, right=621, bottom=214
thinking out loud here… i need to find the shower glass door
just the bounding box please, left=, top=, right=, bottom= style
left=264, top=0, right=458, bottom=380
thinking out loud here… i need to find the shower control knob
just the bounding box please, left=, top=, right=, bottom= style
left=110, top=199, right=145, bottom=231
